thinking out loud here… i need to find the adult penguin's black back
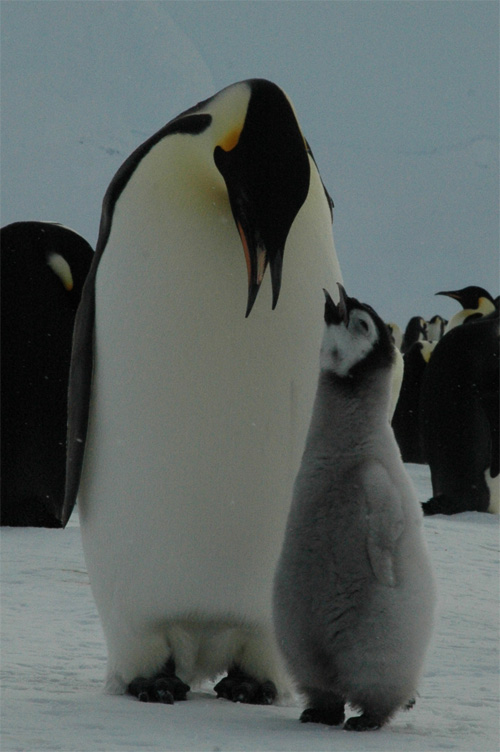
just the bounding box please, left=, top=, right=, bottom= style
left=420, top=310, right=499, bottom=515
left=1, top=221, right=93, bottom=526
left=392, top=340, right=435, bottom=463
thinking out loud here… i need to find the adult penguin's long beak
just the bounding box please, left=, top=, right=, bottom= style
left=213, top=79, right=311, bottom=317
left=435, top=289, right=461, bottom=301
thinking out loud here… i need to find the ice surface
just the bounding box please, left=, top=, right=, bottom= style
left=1, top=465, right=498, bottom=752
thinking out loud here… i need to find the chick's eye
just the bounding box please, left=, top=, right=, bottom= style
left=359, top=318, right=369, bottom=332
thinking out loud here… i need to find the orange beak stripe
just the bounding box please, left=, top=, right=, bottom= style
left=219, top=126, right=242, bottom=153
left=237, top=221, right=252, bottom=287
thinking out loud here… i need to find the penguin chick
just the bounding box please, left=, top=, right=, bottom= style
left=273, top=284, right=437, bottom=731
left=437, top=286, right=496, bottom=333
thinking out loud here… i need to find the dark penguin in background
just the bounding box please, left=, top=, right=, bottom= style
left=392, top=340, right=435, bottom=463
left=437, top=286, right=496, bottom=333
left=61, top=79, right=341, bottom=703
left=1, top=221, right=93, bottom=526
left=401, top=316, right=427, bottom=354
left=421, top=309, right=499, bottom=515
left=273, top=285, right=436, bottom=731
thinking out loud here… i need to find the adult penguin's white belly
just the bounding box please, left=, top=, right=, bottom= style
left=66, top=79, right=341, bottom=699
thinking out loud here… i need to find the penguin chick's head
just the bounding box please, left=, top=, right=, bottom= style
left=320, top=284, right=395, bottom=379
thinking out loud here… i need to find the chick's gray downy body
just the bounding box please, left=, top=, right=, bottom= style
left=273, top=285, right=436, bottom=731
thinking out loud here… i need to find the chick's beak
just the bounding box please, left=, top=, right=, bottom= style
left=336, top=283, right=350, bottom=326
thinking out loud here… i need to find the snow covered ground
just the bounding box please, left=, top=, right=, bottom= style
left=1, top=465, right=498, bottom=752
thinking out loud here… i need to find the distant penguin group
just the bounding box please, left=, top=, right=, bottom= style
left=1, top=221, right=93, bottom=526
left=391, top=310, right=445, bottom=463
left=390, top=286, right=499, bottom=515
left=421, top=308, right=499, bottom=515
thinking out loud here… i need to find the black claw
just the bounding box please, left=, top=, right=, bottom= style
left=232, top=681, right=254, bottom=703
left=300, top=705, right=345, bottom=726
left=344, top=714, right=382, bottom=731
left=214, top=666, right=277, bottom=705
left=259, top=680, right=278, bottom=705
left=127, top=660, right=190, bottom=704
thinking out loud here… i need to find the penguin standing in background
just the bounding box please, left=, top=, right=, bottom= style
left=273, top=285, right=436, bottom=731
left=384, top=323, right=404, bottom=419
left=401, top=316, right=427, bottom=354
left=1, top=221, right=93, bottom=527
left=392, top=340, right=436, bottom=463
left=386, top=322, right=403, bottom=350
left=420, top=310, right=499, bottom=515
left=426, top=314, right=447, bottom=342
left=61, top=79, right=341, bottom=703
left=437, top=286, right=496, bottom=333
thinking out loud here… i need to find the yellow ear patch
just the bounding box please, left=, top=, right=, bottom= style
left=47, top=252, right=74, bottom=291
left=218, top=126, right=242, bottom=152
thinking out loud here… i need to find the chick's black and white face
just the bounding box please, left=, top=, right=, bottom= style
left=320, top=307, right=381, bottom=377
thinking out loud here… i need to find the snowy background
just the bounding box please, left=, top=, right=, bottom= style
left=2, top=465, right=499, bottom=751
left=1, top=0, right=498, bottom=327
left=1, top=3, right=499, bottom=751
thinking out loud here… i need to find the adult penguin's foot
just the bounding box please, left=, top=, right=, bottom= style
left=127, top=657, right=190, bottom=703
left=214, top=665, right=277, bottom=705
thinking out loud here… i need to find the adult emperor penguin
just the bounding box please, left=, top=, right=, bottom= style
left=420, top=309, right=499, bottom=515
left=1, top=221, right=93, bottom=527
left=437, top=286, right=496, bottom=333
left=392, top=340, right=436, bottom=463
left=273, top=285, right=436, bottom=730
left=61, top=79, right=341, bottom=703
left=401, top=316, right=427, bottom=354
left=426, top=314, right=447, bottom=342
